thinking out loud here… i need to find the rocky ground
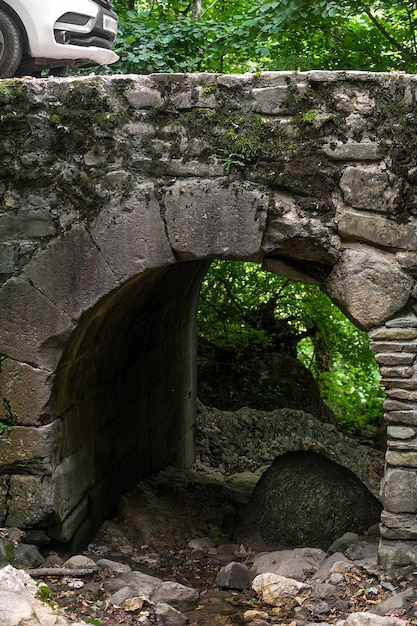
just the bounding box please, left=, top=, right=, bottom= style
left=2, top=405, right=414, bottom=626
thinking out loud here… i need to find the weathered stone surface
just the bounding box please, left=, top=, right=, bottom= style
left=90, top=182, right=175, bottom=282
left=324, top=141, right=382, bottom=161
left=24, top=226, right=119, bottom=320
left=251, top=572, right=310, bottom=605
left=340, top=166, right=401, bottom=212
left=378, top=539, right=417, bottom=569
left=216, top=561, right=250, bottom=590
left=371, top=341, right=417, bottom=352
left=370, top=328, right=417, bottom=341
left=0, top=476, right=7, bottom=525
left=380, top=366, right=414, bottom=378
left=324, top=246, right=413, bottom=330
left=376, top=354, right=416, bottom=366
left=337, top=209, right=417, bottom=250
left=380, top=510, right=417, bottom=539
left=386, top=312, right=417, bottom=327
left=237, top=451, right=382, bottom=550
left=165, top=180, right=268, bottom=261
left=386, top=388, right=417, bottom=401
left=382, top=468, right=417, bottom=513
left=6, top=475, right=56, bottom=527
left=252, top=85, right=289, bottom=113
left=0, top=359, right=53, bottom=426
left=48, top=497, right=89, bottom=543
left=387, top=426, right=416, bottom=440
left=385, top=410, right=417, bottom=425
left=386, top=450, right=417, bottom=467
left=0, top=277, right=73, bottom=369
left=250, top=547, right=326, bottom=581
left=344, top=611, right=407, bottom=626
left=0, top=243, right=16, bottom=273
left=0, top=422, right=58, bottom=470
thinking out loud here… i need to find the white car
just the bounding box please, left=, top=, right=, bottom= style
left=0, top=0, right=119, bottom=78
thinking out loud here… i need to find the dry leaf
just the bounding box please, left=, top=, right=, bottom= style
left=122, top=597, right=144, bottom=612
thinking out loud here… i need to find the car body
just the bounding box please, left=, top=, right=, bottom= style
left=0, top=0, right=118, bottom=77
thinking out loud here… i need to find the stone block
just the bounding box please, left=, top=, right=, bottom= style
left=383, top=467, right=417, bottom=512
left=370, top=328, right=417, bottom=341
left=90, top=182, right=174, bottom=283
left=378, top=538, right=417, bottom=569
left=324, top=246, right=413, bottom=330
left=380, top=366, right=414, bottom=378
left=371, top=341, right=417, bottom=352
left=386, top=312, right=417, bottom=327
left=382, top=379, right=417, bottom=391
left=338, top=209, right=417, bottom=250
left=17, top=209, right=55, bottom=238
left=252, top=86, right=289, bottom=114
left=324, top=141, right=382, bottom=161
left=24, top=226, right=119, bottom=321
left=126, top=86, right=162, bottom=109
left=340, top=165, right=401, bottom=212
left=0, top=277, right=72, bottom=369
left=0, top=421, right=58, bottom=470
left=386, top=450, right=417, bottom=468
left=380, top=510, right=417, bottom=539
left=385, top=410, right=417, bottom=425
left=386, top=389, right=417, bottom=401
left=377, top=354, right=416, bottom=366
left=384, top=398, right=417, bottom=411
left=164, top=179, right=268, bottom=261
left=0, top=359, right=53, bottom=426
left=387, top=426, right=416, bottom=440
left=6, top=475, right=56, bottom=527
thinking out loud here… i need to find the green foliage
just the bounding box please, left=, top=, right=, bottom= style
left=198, top=261, right=384, bottom=434
left=108, top=0, right=417, bottom=76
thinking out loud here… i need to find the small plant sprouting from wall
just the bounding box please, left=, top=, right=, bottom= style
left=0, top=355, right=15, bottom=443
left=219, top=150, right=247, bottom=172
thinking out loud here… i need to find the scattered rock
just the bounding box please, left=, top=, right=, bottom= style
left=344, top=611, right=408, bottom=626
left=216, top=561, right=251, bottom=590
left=328, top=532, right=361, bottom=554
left=252, top=572, right=310, bottom=605
left=250, top=546, right=327, bottom=581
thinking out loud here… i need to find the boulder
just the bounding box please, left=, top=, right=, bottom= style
left=237, top=450, right=382, bottom=549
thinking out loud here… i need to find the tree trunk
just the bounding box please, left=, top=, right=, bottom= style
left=192, top=0, right=202, bottom=20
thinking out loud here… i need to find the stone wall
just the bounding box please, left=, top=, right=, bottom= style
left=1, top=71, right=417, bottom=563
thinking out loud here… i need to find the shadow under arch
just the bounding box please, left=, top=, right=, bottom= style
left=49, top=260, right=209, bottom=549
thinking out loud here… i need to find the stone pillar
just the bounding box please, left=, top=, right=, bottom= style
left=370, top=311, right=417, bottom=568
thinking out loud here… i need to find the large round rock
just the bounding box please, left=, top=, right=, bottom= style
left=237, top=450, right=382, bottom=550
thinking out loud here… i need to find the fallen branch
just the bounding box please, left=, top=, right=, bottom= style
left=26, top=568, right=97, bottom=577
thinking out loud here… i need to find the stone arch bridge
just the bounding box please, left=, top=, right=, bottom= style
left=1, top=70, right=417, bottom=567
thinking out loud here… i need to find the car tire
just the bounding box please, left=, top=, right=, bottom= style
left=0, top=8, right=23, bottom=78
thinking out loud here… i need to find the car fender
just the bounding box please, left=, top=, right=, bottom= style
left=5, top=0, right=103, bottom=58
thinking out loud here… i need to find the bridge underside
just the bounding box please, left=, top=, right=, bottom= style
left=1, top=71, right=417, bottom=567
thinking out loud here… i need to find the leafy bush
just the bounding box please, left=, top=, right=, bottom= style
left=198, top=261, right=384, bottom=436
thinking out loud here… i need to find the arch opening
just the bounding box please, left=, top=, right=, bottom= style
left=49, top=260, right=209, bottom=548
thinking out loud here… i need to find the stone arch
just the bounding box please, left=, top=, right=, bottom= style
left=1, top=71, right=417, bottom=566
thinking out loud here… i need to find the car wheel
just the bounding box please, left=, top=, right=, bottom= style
left=0, top=8, right=23, bottom=78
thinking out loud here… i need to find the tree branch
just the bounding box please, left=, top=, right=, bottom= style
left=356, top=0, right=417, bottom=62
